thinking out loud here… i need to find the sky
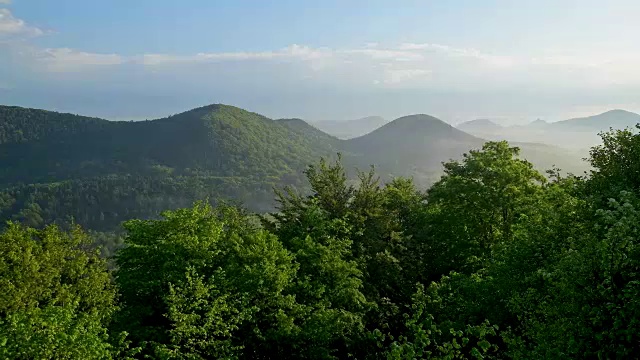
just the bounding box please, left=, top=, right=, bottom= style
left=1, top=0, right=640, bottom=123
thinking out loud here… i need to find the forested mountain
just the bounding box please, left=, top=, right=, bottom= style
left=347, top=114, right=589, bottom=182
left=0, top=104, right=342, bottom=232
left=0, top=105, right=111, bottom=145
left=0, top=104, right=340, bottom=185
left=0, top=104, right=588, bottom=234
left=346, top=114, right=482, bottom=182
left=276, top=118, right=342, bottom=145
left=312, top=115, right=388, bottom=139
left=5, top=127, right=640, bottom=358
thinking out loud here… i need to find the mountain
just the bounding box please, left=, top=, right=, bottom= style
left=345, top=114, right=589, bottom=183
left=448, top=110, right=640, bottom=151
left=0, top=104, right=590, bottom=232
left=0, top=104, right=340, bottom=185
left=457, top=118, right=503, bottom=133
left=552, top=109, right=640, bottom=131
left=312, top=116, right=388, bottom=139
left=0, top=105, right=112, bottom=145
left=276, top=118, right=341, bottom=144
left=0, top=105, right=342, bottom=230
left=346, top=114, right=483, bottom=183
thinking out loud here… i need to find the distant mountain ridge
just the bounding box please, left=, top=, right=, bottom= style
left=312, top=116, right=388, bottom=139
left=551, top=109, right=640, bottom=131
left=0, top=103, right=592, bottom=231
left=348, top=114, right=587, bottom=182
left=0, top=104, right=342, bottom=185
left=453, top=109, right=640, bottom=150
left=457, top=118, right=503, bottom=133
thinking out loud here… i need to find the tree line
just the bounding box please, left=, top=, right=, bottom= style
left=2, top=126, right=640, bottom=358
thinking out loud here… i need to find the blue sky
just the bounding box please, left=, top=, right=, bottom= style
left=1, top=0, right=640, bottom=123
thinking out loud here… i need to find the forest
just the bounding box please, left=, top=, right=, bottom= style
left=2, top=121, right=640, bottom=358
left=0, top=104, right=589, bottom=248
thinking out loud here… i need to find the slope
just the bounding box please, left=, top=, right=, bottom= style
left=552, top=109, right=640, bottom=131
left=0, top=105, right=112, bottom=145
left=276, top=118, right=342, bottom=145
left=0, top=105, right=591, bottom=233
left=312, top=116, right=388, bottom=139
left=346, top=114, right=590, bottom=184
left=0, top=104, right=341, bottom=230
left=457, top=118, right=503, bottom=134
left=0, top=104, right=339, bottom=185
left=346, top=114, right=484, bottom=183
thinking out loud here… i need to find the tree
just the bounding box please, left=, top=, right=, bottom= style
left=425, top=141, right=546, bottom=275
left=113, top=203, right=299, bottom=359
left=587, top=125, right=640, bottom=200
left=0, top=223, right=117, bottom=359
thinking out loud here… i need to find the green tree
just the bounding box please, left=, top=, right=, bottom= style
left=425, top=141, right=546, bottom=275
left=0, top=223, right=117, bottom=359
left=114, top=203, right=299, bottom=359
left=587, top=125, right=640, bottom=200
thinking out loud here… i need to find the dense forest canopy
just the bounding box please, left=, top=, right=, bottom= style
left=2, top=109, right=640, bottom=357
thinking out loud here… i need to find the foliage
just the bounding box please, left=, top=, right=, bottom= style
left=113, top=203, right=300, bottom=359
left=0, top=223, right=118, bottom=359
left=4, top=118, right=640, bottom=359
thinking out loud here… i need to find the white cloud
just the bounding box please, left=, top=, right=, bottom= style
left=344, top=48, right=423, bottom=61
left=0, top=8, right=43, bottom=40
left=0, top=0, right=11, bottom=5
left=38, top=48, right=124, bottom=72
left=21, top=42, right=640, bottom=89
left=1, top=7, right=639, bottom=93
left=140, top=44, right=331, bottom=66
left=382, top=69, right=432, bottom=85
left=398, top=42, right=514, bottom=67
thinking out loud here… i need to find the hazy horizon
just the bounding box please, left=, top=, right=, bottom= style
left=2, top=0, right=640, bottom=123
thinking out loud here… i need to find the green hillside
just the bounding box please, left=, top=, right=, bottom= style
left=0, top=104, right=341, bottom=184
left=0, top=105, right=111, bottom=145
left=0, top=104, right=589, bottom=233
left=0, top=104, right=343, bottom=231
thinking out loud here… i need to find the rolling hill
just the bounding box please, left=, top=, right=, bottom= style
left=346, top=114, right=589, bottom=183
left=0, top=104, right=342, bottom=230
left=0, top=105, right=111, bottom=145
left=0, top=104, right=591, bottom=232
left=0, top=104, right=341, bottom=185
left=312, top=116, right=388, bottom=139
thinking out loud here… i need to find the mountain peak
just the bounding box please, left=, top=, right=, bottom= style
left=528, top=119, right=548, bottom=128
left=600, top=109, right=638, bottom=117
left=388, top=114, right=451, bottom=128
left=350, top=113, right=479, bottom=145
